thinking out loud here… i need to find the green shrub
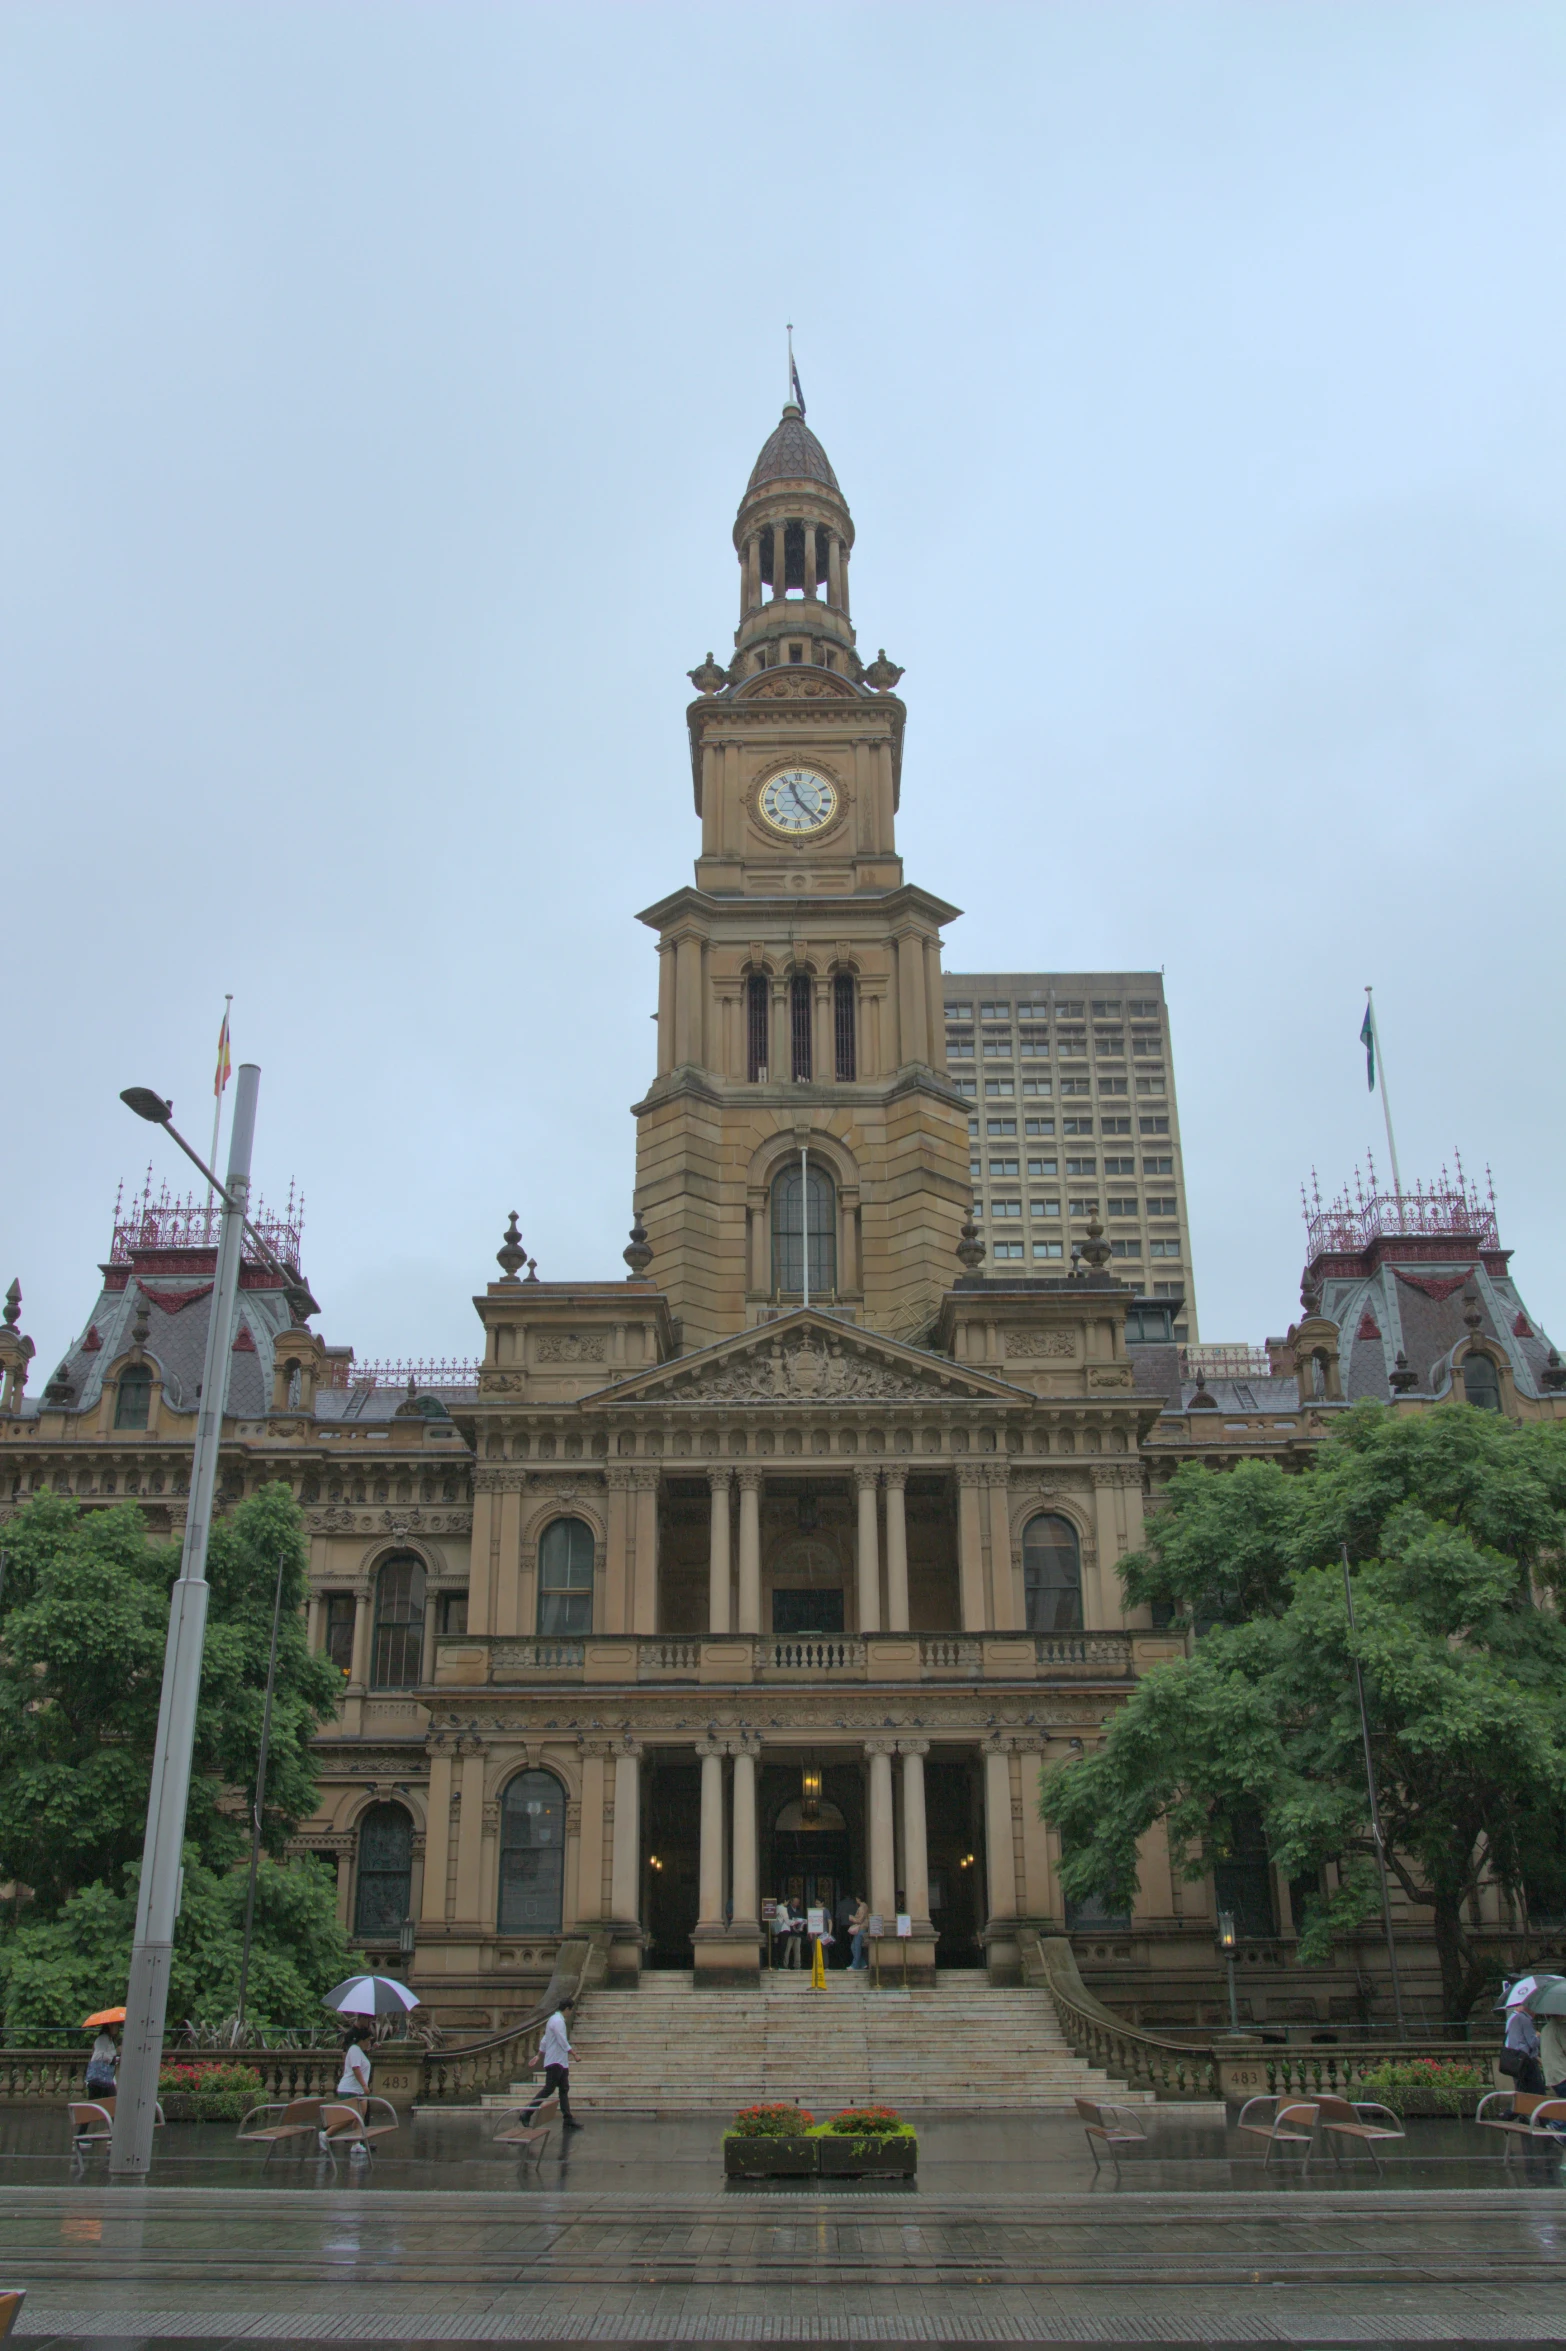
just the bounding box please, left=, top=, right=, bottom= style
left=156, top=2061, right=265, bottom=2119
left=1358, top=2057, right=1491, bottom=2115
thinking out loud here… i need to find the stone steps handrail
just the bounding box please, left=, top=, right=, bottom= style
left=1030, top=1934, right=1500, bottom=2103
left=420, top=1935, right=596, bottom=2103
left=1030, top=1934, right=1219, bottom=2100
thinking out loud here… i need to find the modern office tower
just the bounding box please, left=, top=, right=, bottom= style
left=941, top=971, right=1198, bottom=1340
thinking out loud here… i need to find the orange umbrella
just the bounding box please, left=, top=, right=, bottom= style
left=80, top=2008, right=126, bottom=2029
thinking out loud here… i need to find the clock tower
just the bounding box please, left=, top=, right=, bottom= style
left=633, top=400, right=970, bottom=1348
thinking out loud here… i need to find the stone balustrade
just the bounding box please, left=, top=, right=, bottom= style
left=438, top=1631, right=1138, bottom=1689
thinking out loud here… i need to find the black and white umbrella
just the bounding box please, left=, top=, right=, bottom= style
left=322, top=1974, right=421, bottom=2018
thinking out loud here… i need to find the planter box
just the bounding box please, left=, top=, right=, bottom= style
left=157, top=2096, right=253, bottom=2123
left=1372, top=2088, right=1485, bottom=2119
left=815, top=2133, right=917, bottom=2178
left=723, top=2134, right=817, bottom=2178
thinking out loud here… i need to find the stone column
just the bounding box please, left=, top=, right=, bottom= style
left=731, top=1743, right=758, bottom=1932
left=826, top=529, right=842, bottom=609
left=956, top=1466, right=988, bottom=1630
left=306, top=1591, right=324, bottom=1652
left=986, top=1468, right=1017, bottom=1631
left=454, top=1735, right=487, bottom=1926
left=707, top=1468, right=732, bottom=1634
left=609, top=1741, right=642, bottom=1926
left=419, top=1591, right=439, bottom=1685
left=883, top=1468, right=910, bottom=1631
left=737, top=1467, right=762, bottom=1634
left=802, top=521, right=818, bottom=599
left=899, top=1741, right=931, bottom=1924
left=575, top=1741, right=609, bottom=1923
left=983, top=1738, right=1018, bottom=1931
left=770, top=518, right=787, bottom=600
left=696, top=1741, right=725, bottom=1928
left=421, top=1736, right=455, bottom=1925
left=867, top=1740, right=897, bottom=1921
left=604, top=1467, right=633, bottom=1632
left=855, top=1467, right=881, bottom=1634
left=349, top=1578, right=374, bottom=1690
left=631, top=1469, right=660, bottom=1634
left=673, top=930, right=703, bottom=1068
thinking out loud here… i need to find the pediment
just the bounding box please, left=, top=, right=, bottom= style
left=584, top=1310, right=1030, bottom=1408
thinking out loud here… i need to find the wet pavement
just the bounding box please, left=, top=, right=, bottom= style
left=2, top=2107, right=1564, bottom=2344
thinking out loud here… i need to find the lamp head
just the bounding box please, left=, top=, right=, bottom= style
left=1217, top=1909, right=1237, bottom=1954
left=121, top=1087, right=173, bottom=1125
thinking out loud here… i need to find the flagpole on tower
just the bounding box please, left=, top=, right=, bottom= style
left=1362, top=986, right=1404, bottom=1223
left=206, top=996, right=234, bottom=1241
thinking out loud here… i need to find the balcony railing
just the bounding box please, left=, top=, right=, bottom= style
left=437, top=1630, right=1136, bottom=1689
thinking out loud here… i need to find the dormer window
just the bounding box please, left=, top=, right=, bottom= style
left=114, top=1365, right=152, bottom=1430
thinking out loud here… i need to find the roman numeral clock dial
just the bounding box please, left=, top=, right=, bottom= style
left=759, top=766, right=838, bottom=836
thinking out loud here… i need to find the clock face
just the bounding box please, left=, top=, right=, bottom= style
left=759, top=766, right=839, bottom=837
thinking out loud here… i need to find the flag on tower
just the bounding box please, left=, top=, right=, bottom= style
left=214, top=1006, right=233, bottom=1098
left=1360, top=1001, right=1375, bottom=1091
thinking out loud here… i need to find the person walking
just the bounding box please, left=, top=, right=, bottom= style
left=849, top=1896, right=870, bottom=1972
left=1504, top=1998, right=1546, bottom=2097
left=834, top=1891, right=855, bottom=1969
left=525, top=1994, right=582, bottom=2129
left=1538, top=2006, right=1566, bottom=2096
left=782, top=1896, right=806, bottom=1969
left=320, top=2028, right=372, bottom=2152
left=85, top=2028, right=118, bottom=2100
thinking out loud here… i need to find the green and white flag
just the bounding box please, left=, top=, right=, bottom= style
left=1360, top=1002, right=1376, bottom=1091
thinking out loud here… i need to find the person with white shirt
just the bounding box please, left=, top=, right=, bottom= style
left=320, top=2031, right=372, bottom=2151
left=524, top=1996, right=582, bottom=2129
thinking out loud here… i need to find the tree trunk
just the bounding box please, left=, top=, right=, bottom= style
left=1430, top=1888, right=1477, bottom=2020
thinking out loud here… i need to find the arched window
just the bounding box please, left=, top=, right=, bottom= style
left=537, top=1517, right=594, bottom=1636
left=354, top=1802, right=413, bottom=1936
left=498, top=1769, right=567, bottom=1932
left=371, top=1553, right=426, bottom=1687
left=772, top=1161, right=836, bottom=1298
left=1462, top=1352, right=1502, bottom=1411
left=747, top=975, right=771, bottom=1082
left=1023, top=1513, right=1083, bottom=1633
left=114, top=1365, right=152, bottom=1430
left=833, top=973, right=857, bottom=1081
left=790, top=973, right=813, bottom=1081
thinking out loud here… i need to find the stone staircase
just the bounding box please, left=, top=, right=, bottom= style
left=535, top=1967, right=1145, bottom=2114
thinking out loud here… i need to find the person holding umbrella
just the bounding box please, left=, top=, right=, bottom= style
left=319, top=1974, right=419, bottom=2149
left=1501, top=1975, right=1552, bottom=2097
left=1524, top=1977, right=1566, bottom=2096
left=82, top=2008, right=124, bottom=2099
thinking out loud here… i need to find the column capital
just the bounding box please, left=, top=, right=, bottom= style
left=735, top=1465, right=765, bottom=1492
left=612, top=1734, right=645, bottom=1760
left=707, top=1465, right=734, bottom=1493
left=630, top=1466, right=662, bottom=1493
left=604, top=1463, right=638, bottom=1491
left=456, top=1731, right=485, bottom=1758
left=853, top=1465, right=881, bottom=1493
left=896, top=1738, right=930, bottom=1757
left=955, top=1460, right=988, bottom=1488
left=696, top=1737, right=727, bottom=1761
left=863, top=1736, right=899, bottom=1758
left=578, top=1735, right=614, bottom=1758
left=882, top=1464, right=909, bottom=1491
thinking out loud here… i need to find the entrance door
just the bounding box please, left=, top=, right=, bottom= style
left=773, top=1586, right=845, bottom=1635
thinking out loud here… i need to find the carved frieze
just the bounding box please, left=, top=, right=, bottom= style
left=537, top=1333, right=608, bottom=1363
left=1003, top=1330, right=1076, bottom=1360
left=305, top=1504, right=471, bottom=1535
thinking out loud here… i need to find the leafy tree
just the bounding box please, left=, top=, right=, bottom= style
left=0, top=1851, right=353, bottom=2041
left=0, top=1484, right=343, bottom=1912
left=1042, top=1405, right=1566, bottom=2017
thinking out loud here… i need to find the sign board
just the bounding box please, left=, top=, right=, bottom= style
left=868, top=1914, right=884, bottom=1939
left=896, top=1913, right=912, bottom=1937
left=807, top=1907, right=825, bottom=1935
left=761, top=1898, right=777, bottom=1921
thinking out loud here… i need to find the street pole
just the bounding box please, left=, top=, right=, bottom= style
left=1341, top=1543, right=1408, bottom=2035
left=110, top=1063, right=260, bottom=2175
left=234, top=1543, right=289, bottom=2039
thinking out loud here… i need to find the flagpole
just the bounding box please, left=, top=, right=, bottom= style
left=1364, top=987, right=1404, bottom=1222
left=786, top=322, right=794, bottom=401
left=205, top=996, right=233, bottom=1241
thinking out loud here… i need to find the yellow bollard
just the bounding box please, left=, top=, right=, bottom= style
left=810, top=1938, right=826, bottom=1990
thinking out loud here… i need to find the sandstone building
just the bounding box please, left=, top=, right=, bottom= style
left=3, top=401, right=1563, bottom=2036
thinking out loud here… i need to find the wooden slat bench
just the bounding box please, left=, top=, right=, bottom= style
left=492, top=2091, right=560, bottom=2165
left=69, top=2097, right=164, bottom=2162
left=1313, top=2093, right=1405, bottom=2172
left=1476, top=2090, right=1566, bottom=2158
left=1073, top=2097, right=1148, bottom=2174
left=237, top=2097, right=325, bottom=2163
left=1236, top=2095, right=1319, bottom=2168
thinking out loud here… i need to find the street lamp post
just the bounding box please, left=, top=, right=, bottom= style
left=109, top=1065, right=261, bottom=2176
left=1218, top=1910, right=1239, bottom=2032
left=234, top=1542, right=290, bottom=2039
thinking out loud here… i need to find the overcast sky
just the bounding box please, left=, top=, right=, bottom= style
left=4, top=2, right=1562, bottom=1380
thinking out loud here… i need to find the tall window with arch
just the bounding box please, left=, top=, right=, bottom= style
left=772, top=1160, right=836, bottom=1298
left=1023, top=1512, right=1083, bottom=1634
left=371, top=1553, right=426, bottom=1688
left=789, top=974, right=813, bottom=1081
left=537, top=1517, right=594, bottom=1636
left=1462, top=1352, right=1502, bottom=1410
left=746, top=974, right=770, bottom=1082
left=354, top=1801, right=413, bottom=1936
left=833, top=973, right=857, bottom=1081
left=114, top=1365, right=152, bottom=1430
left=498, top=1768, right=567, bottom=1931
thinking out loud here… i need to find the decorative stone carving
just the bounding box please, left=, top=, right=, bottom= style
left=1004, top=1330, right=1076, bottom=1360
left=671, top=1330, right=957, bottom=1403
left=537, top=1333, right=608, bottom=1363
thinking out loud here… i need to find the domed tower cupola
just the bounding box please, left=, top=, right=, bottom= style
left=731, top=400, right=859, bottom=681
